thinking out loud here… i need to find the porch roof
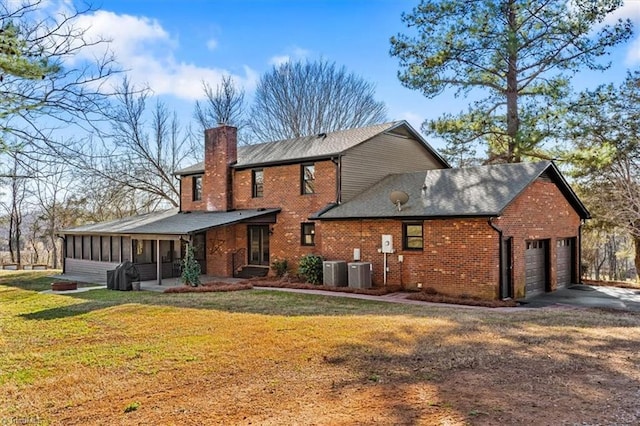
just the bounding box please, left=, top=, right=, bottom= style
left=61, top=208, right=281, bottom=236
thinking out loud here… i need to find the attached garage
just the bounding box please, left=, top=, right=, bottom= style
left=525, top=240, right=548, bottom=296
left=556, top=238, right=575, bottom=288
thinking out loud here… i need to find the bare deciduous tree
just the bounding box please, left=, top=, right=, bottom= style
left=1, top=0, right=118, bottom=152
left=73, top=78, right=198, bottom=212
left=250, top=60, right=387, bottom=142
left=194, top=75, right=246, bottom=130
left=0, top=153, right=27, bottom=265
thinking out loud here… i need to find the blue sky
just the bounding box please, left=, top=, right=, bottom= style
left=73, top=0, right=640, bottom=149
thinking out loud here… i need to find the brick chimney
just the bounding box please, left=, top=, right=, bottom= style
left=204, top=125, right=237, bottom=211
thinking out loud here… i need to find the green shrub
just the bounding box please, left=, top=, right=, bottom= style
left=181, top=244, right=201, bottom=287
left=124, top=401, right=140, bottom=413
left=298, top=254, right=324, bottom=284
left=271, top=258, right=289, bottom=278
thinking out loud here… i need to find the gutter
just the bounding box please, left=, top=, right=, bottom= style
left=488, top=217, right=506, bottom=299
left=178, top=176, right=182, bottom=213
left=331, top=155, right=342, bottom=204
left=578, top=220, right=584, bottom=284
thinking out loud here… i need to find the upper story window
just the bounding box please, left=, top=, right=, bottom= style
left=252, top=169, right=264, bottom=198
left=301, top=223, right=315, bottom=246
left=192, top=175, right=203, bottom=201
left=301, top=163, right=315, bottom=195
left=403, top=223, right=423, bottom=250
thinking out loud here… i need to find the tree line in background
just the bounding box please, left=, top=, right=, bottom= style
left=0, top=0, right=638, bottom=281
left=0, top=1, right=388, bottom=267
left=390, top=0, right=638, bottom=280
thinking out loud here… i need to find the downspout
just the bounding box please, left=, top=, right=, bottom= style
left=578, top=219, right=584, bottom=284
left=488, top=217, right=504, bottom=298
left=331, top=156, right=342, bottom=204
left=178, top=176, right=182, bottom=213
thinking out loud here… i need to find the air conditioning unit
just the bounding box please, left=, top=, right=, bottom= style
left=348, top=262, right=372, bottom=289
left=323, top=261, right=347, bottom=286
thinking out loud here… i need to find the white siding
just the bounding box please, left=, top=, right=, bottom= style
left=340, top=133, right=444, bottom=202
left=64, top=258, right=120, bottom=284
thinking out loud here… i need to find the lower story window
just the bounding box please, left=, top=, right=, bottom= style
left=403, top=223, right=423, bottom=250
left=301, top=223, right=315, bottom=246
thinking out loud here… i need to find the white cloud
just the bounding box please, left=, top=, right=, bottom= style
left=268, top=46, right=310, bottom=66
left=67, top=9, right=257, bottom=100
left=269, top=55, right=291, bottom=66
left=206, top=38, right=218, bottom=51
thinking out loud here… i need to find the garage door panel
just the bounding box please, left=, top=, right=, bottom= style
left=525, top=240, right=547, bottom=296
left=557, top=238, right=574, bottom=288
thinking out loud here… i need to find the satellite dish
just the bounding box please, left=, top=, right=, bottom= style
left=389, top=190, right=409, bottom=211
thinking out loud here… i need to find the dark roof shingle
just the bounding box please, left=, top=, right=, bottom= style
left=316, top=161, right=589, bottom=219
left=174, top=121, right=447, bottom=175
left=62, top=209, right=281, bottom=235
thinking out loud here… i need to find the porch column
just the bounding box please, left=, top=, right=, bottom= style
left=156, top=239, right=162, bottom=285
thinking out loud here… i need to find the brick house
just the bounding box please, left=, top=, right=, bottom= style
left=60, top=121, right=589, bottom=299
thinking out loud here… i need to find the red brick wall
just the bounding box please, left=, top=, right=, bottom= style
left=182, top=126, right=237, bottom=212
left=204, top=126, right=237, bottom=211
left=181, top=137, right=337, bottom=276
left=236, top=160, right=337, bottom=266
left=180, top=174, right=203, bottom=212
left=494, top=179, right=582, bottom=299
left=205, top=226, right=236, bottom=277
left=321, top=218, right=499, bottom=299
left=319, top=178, right=582, bottom=300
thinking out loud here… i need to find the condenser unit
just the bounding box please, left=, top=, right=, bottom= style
left=323, top=261, right=347, bottom=286
left=348, top=262, right=372, bottom=289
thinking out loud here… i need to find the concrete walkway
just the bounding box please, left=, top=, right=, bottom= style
left=42, top=274, right=640, bottom=312
left=523, top=284, right=640, bottom=312
left=253, top=286, right=525, bottom=311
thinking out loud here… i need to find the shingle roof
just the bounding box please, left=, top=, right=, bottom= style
left=174, top=121, right=447, bottom=175
left=315, top=161, right=590, bottom=219
left=61, top=208, right=280, bottom=235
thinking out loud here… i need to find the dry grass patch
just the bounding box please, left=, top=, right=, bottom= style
left=583, top=278, right=640, bottom=290
left=254, top=279, right=402, bottom=295
left=406, top=291, right=518, bottom=307
left=163, top=281, right=253, bottom=293
left=1, top=271, right=640, bottom=425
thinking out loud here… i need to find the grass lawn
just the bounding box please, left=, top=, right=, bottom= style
left=1, top=271, right=639, bottom=425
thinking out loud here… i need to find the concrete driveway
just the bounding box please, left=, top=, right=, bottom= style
left=523, top=284, right=640, bottom=312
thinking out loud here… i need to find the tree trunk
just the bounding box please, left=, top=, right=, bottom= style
left=49, top=233, right=58, bottom=269
left=505, top=0, right=520, bottom=163
left=634, top=235, right=640, bottom=282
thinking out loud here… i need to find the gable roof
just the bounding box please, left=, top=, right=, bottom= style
left=61, top=208, right=281, bottom=236
left=174, top=121, right=448, bottom=175
left=315, top=161, right=590, bottom=220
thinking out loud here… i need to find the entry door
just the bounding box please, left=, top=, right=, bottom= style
left=192, top=233, right=207, bottom=274
left=500, top=237, right=513, bottom=299
left=248, top=225, right=270, bottom=266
